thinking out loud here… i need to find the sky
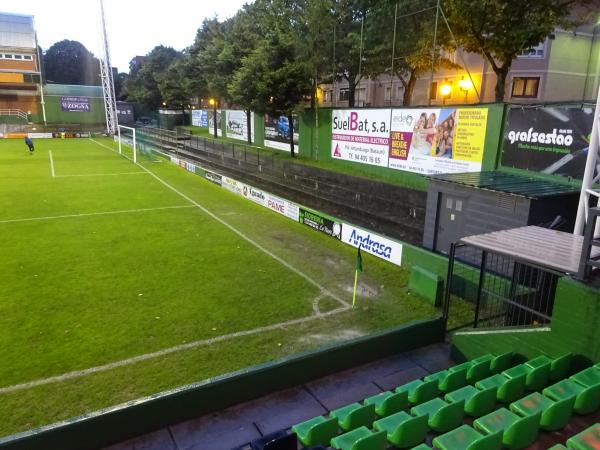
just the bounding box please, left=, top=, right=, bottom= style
left=1, top=0, right=251, bottom=73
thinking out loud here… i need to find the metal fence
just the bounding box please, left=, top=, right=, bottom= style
left=443, top=242, right=560, bottom=331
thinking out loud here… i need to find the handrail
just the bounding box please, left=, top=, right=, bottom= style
left=0, top=109, right=28, bottom=120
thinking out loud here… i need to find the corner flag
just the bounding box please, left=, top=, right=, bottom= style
left=352, top=246, right=363, bottom=308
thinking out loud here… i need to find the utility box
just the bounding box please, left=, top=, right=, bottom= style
left=423, top=172, right=580, bottom=255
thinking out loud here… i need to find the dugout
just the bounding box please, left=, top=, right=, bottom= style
left=422, top=171, right=580, bottom=255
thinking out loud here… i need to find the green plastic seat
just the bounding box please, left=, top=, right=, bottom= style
left=364, top=390, right=408, bottom=417
left=411, top=397, right=465, bottom=433
left=445, top=385, right=498, bottom=418
left=571, top=367, right=600, bottom=388
left=474, top=408, right=541, bottom=450
left=476, top=373, right=525, bottom=403
left=433, top=425, right=502, bottom=450
left=373, top=411, right=428, bottom=448
left=454, top=355, right=492, bottom=384
left=396, top=379, right=439, bottom=405
left=489, top=352, right=513, bottom=374
left=411, top=445, right=433, bottom=450
left=566, top=423, right=600, bottom=450
left=331, top=402, right=376, bottom=432
left=425, top=367, right=467, bottom=393
left=330, top=426, right=387, bottom=450
left=502, top=360, right=550, bottom=391
left=549, top=353, right=572, bottom=381
left=543, top=378, right=600, bottom=415
left=547, top=445, right=568, bottom=450
left=510, top=391, right=575, bottom=431
left=292, top=415, right=339, bottom=447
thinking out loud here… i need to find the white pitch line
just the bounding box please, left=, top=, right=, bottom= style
left=90, top=138, right=350, bottom=309
left=48, top=150, right=55, bottom=177
left=0, top=306, right=349, bottom=394
left=0, top=205, right=195, bottom=225
left=54, top=172, right=147, bottom=178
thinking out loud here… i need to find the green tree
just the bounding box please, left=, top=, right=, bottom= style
left=44, top=40, right=101, bottom=85
left=123, top=46, right=180, bottom=109
left=366, top=0, right=459, bottom=106
left=158, top=57, right=192, bottom=112
left=444, top=0, right=590, bottom=101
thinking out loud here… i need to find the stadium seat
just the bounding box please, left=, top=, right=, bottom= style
left=445, top=385, right=498, bottom=418
left=474, top=408, right=541, bottom=450
left=547, top=445, right=568, bottom=450
left=330, top=427, right=386, bottom=450
left=330, top=402, right=376, bottom=432
left=501, top=357, right=551, bottom=391
left=475, top=373, right=525, bottom=403
left=373, top=411, right=428, bottom=448
left=570, top=366, right=600, bottom=388
left=432, top=424, right=502, bottom=450
left=489, top=352, right=513, bottom=374
left=566, top=422, right=600, bottom=450
left=543, top=379, right=600, bottom=415
left=425, top=367, right=468, bottom=393
left=549, top=353, right=572, bottom=381
left=363, top=390, right=408, bottom=418
left=510, top=391, right=575, bottom=431
left=292, top=416, right=338, bottom=447
left=410, top=445, right=432, bottom=450
left=449, top=355, right=492, bottom=384
left=410, top=398, right=465, bottom=433
left=396, top=379, right=439, bottom=405
left=250, top=430, right=297, bottom=450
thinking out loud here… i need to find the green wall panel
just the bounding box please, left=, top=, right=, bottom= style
left=43, top=97, right=105, bottom=125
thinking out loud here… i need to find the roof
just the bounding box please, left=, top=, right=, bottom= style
left=0, top=13, right=35, bottom=49
left=460, top=226, right=599, bottom=274
left=428, top=171, right=579, bottom=199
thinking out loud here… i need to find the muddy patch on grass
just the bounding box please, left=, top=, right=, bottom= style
left=343, top=281, right=381, bottom=299
left=297, top=329, right=365, bottom=346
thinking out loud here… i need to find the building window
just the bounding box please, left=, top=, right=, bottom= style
left=339, top=88, right=349, bottom=102
left=23, top=55, right=32, bottom=60
left=396, top=85, right=403, bottom=99
left=384, top=86, right=392, bottom=101
left=430, top=82, right=438, bottom=100
left=14, top=55, right=23, bottom=60
left=4, top=54, right=13, bottom=59
left=518, top=41, right=545, bottom=58
left=23, top=73, right=41, bottom=84
left=511, top=77, right=540, bottom=98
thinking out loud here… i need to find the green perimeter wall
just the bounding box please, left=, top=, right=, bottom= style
left=452, top=277, right=600, bottom=363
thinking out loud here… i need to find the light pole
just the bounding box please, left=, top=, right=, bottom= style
left=458, top=77, right=473, bottom=103
left=209, top=98, right=217, bottom=138
left=440, top=82, right=451, bottom=105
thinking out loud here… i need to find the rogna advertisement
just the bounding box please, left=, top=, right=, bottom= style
left=331, top=107, right=488, bottom=175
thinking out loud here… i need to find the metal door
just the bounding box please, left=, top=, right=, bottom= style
left=435, top=194, right=466, bottom=254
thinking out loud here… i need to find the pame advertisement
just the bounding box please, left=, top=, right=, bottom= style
left=191, top=109, right=208, bottom=127
left=207, top=110, right=222, bottom=137
left=501, top=105, right=595, bottom=179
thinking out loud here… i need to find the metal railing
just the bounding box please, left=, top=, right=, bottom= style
left=577, top=206, right=600, bottom=281
left=443, top=242, right=560, bottom=331
left=0, top=109, right=28, bottom=120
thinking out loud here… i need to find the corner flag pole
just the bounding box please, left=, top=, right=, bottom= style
left=352, top=245, right=363, bottom=308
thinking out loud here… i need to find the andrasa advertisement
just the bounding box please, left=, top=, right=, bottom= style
left=501, top=105, right=595, bottom=179
left=388, top=107, right=488, bottom=175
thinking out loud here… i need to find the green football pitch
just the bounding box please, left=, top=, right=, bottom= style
left=0, top=137, right=439, bottom=436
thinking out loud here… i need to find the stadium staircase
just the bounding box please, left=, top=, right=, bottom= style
left=236, top=353, right=600, bottom=450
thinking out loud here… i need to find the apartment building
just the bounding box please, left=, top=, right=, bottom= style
left=320, top=21, right=600, bottom=107
left=0, top=12, right=41, bottom=121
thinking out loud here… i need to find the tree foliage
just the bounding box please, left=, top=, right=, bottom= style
left=444, top=0, right=591, bottom=101
left=44, top=40, right=101, bottom=85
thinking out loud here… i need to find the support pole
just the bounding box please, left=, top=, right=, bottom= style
left=428, top=0, right=440, bottom=106
left=390, top=2, right=398, bottom=107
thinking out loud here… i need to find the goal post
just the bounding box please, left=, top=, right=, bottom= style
left=117, top=125, right=137, bottom=163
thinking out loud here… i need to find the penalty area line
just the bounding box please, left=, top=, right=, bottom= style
left=0, top=306, right=349, bottom=395
left=0, top=205, right=195, bottom=225
left=54, top=172, right=147, bottom=178
left=89, top=138, right=350, bottom=309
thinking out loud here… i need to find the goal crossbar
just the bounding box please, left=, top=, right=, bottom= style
left=117, top=125, right=137, bottom=163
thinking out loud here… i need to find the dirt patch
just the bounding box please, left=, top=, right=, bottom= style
left=297, top=328, right=365, bottom=346
left=343, top=281, right=381, bottom=299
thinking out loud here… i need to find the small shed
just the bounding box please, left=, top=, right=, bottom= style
left=423, top=171, right=580, bottom=255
